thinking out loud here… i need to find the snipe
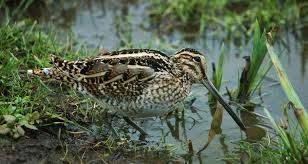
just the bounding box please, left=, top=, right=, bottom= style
left=28, top=48, right=246, bottom=133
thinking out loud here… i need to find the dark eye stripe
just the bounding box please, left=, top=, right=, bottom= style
left=193, top=56, right=201, bottom=62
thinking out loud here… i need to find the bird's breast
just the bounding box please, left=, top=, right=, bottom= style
left=94, top=73, right=192, bottom=118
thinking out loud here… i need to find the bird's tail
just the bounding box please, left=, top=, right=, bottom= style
left=27, top=67, right=64, bottom=81
left=27, top=67, right=55, bottom=80
left=27, top=68, right=51, bottom=77
left=27, top=54, right=65, bottom=80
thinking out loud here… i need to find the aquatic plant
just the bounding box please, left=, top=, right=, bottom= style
left=0, top=21, right=58, bottom=138
left=208, top=44, right=225, bottom=111
left=266, top=32, right=308, bottom=136
left=0, top=0, right=42, bottom=21
left=0, top=22, right=90, bottom=138
left=235, top=108, right=308, bottom=163
left=236, top=21, right=269, bottom=103
left=264, top=108, right=308, bottom=163
left=231, top=28, right=308, bottom=164
left=149, top=0, right=304, bottom=37
left=198, top=44, right=224, bottom=152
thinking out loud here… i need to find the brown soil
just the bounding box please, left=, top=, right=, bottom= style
left=0, top=129, right=61, bottom=164
left=0, top=126, right=173, bottom=164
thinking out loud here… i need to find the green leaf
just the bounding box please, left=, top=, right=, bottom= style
left=30, top=111, right=40, bottom=120
left=16, top=125, right=25, bottom=136
left=0, top=124, right=10, bottom=135
left=215, top=43, right=225, bottom=89
left=266, top=34, right=308, bottom=136
left=23, top=123, right=38, bottom=130
left=248, top=20, right=267, bottom=93
left=3, top=115, right=16, bottom=124
left=266, top=37, right=304, bottom=109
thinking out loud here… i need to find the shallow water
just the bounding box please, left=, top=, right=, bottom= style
left=4, top=0, right=308, bottom=163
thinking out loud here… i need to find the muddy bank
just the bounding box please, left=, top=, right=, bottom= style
left=0, top=128, right=61, bottom=164
left=0, top=124, right=177, bottom=163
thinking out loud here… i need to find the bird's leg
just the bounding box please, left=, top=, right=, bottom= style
left=183, top=96, right=203, bottom=119
left=105, top=112, right=120, bottom=138
left=184, top=96, right=197, bottom=107
left=122, top=116, right=148, bottom=137
left=110, top=114, right=120, bottom=138
left=110, top=123, right=120, bottom=138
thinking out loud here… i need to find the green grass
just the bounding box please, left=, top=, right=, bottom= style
left=266, top=32, right=308, bottom=136
left=208, top=43, right=224, bottom=111
left=229, top=27, right=308, bottom=164
left=264, top=108, right=308, bottom=163
left=197, top=45, right=224, bottom=153
left=149, top=0, right=305, bottom=37
left=0, top=21, right=62, bottom=138
left=0, top=22, right=177, bottom=162
left=224, top=102, right=307, bottom=164
left=0, top=0, right=47, bottom=22
left=235, top=21, right=269, bottom=103
left=1, top=4, right=307, bottom=162
left=0, top=21, right=101, bottom=138
left=232, top=108, right=308, bottom=163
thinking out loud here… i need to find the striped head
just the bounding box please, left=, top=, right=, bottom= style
left=173, top=48, right=247, bottom=131
left=172, top=48, right=207, bottom=83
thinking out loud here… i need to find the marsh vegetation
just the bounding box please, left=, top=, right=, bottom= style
left=0, top=0, right=307, bottom=163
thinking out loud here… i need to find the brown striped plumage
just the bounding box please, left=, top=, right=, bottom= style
left=28, top=48, right=246, bottom=131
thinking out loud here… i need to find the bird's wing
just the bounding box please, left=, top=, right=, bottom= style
left=48, top=50, right=172, bottom=96
left=81, top=60, right=157, bottom=97
left=50, top=49, right=174, bottom=75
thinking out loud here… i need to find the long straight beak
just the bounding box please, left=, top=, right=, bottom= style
left=202, top=79, right=246, bottom=131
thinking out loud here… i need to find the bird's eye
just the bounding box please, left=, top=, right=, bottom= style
left=193, top=56, right=201, bottom=62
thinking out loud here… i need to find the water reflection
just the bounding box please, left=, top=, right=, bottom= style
left=2, top=0, right=308, bottom=162
left=300, top=25, right=308, bottom=76
left=241, top=110, right=267, bottom=141
left=300, top=3, right=308, bottom=73
left=162, top=109, right=188, bottom=142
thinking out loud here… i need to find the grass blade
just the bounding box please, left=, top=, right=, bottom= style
left=208, top=43, right=224, bottom=113
left=236, top=21, right=269, bottom=102
left=200, top=44, right=225, bottom=152
left=266, top=33, right=308, bottom=136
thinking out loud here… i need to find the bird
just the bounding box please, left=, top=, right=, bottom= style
left=27, top=48, right=246, bottom=134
